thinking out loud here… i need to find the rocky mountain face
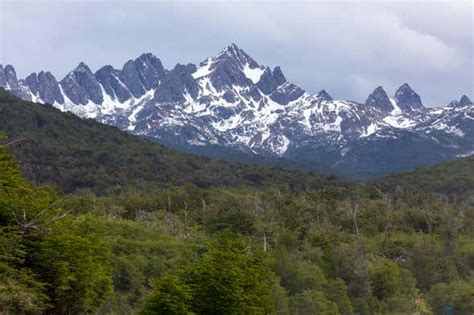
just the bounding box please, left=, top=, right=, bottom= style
left=1, top=44, right=473, bottom=177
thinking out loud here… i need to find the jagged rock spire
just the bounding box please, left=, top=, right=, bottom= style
left=394, top=83, right=424, bottom=112
left=25, top=71, right=64, bottom=104
left=60, top=62, right=103, bottom=105
left=317, top=89, right=333, bottom=101
left=365, top=86, right=393, bottom=112
left=459, top=95, right=472, bottom=106
left=0, top=64, right=32, bottom=100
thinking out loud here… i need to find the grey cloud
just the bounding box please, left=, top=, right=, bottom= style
left=0, top=0, right=472, bottom=106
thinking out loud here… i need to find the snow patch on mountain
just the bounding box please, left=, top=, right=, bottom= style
left=243, top=64, right=265, bottom=83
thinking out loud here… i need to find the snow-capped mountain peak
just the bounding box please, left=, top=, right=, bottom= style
left=191, top=44, right=266, bottom=93
left=217, top=43, right=260, bottom=68
left=1, top=44, right=472, bottom=174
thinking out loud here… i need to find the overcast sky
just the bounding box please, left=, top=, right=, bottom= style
left=0, top=0, right=472, bottom=106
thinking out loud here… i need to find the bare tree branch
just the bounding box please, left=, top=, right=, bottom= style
left=27, top=197, right=66, bottom=226
left=14, top=196, right=71, bottom=236
left=0, top=137, right=25, bottom=148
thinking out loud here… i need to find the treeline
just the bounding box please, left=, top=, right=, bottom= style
left=1, top=139, right=473, bottom=314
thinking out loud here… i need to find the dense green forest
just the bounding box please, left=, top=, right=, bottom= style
left=377, top=157, right=474, bottom=198
left=1, top=90, right=474, bottom=314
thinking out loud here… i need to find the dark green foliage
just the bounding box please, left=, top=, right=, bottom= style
left=289, top=289, right=338, bottom=315
left=370, top=260, right=403, bottom=300
left=138, top=275, right=192, bottom=315
left=324, top=278, right=353, bottom=314
left=377, top=156, right=474, bottom=198
left=184, top=232, right=273, bottom=315
left=0, top=140, right=113, bottom=314
left=0, top=229, right=49, bottom=313
left=28, top=218, right=113, bottom=314
left=428, top=280, right=474, bottom=314
left=0, top=135, right=33, bottom=226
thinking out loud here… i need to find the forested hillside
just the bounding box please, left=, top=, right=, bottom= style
left=1, top=89, right=473, bottom=314
left=378, top=156, right=474, bottom=197
left=0, top=88, right=336, bottom=193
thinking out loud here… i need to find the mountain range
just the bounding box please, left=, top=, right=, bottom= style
left=1, top=43, right=472, bottom=177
